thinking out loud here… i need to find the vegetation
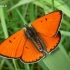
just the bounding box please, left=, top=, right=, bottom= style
left=0, top=0, right=70, bottom=70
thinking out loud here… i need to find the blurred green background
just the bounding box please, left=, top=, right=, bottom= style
left=0, top=0, right=70, bottom=70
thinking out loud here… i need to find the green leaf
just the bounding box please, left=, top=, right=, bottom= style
left=43, top=48, right=70, bottom=70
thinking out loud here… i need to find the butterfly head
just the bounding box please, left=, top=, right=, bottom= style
left=24, top=24, right=28, bottom=27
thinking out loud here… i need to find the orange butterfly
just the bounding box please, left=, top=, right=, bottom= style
left=0, top=10, right=62, bottom=63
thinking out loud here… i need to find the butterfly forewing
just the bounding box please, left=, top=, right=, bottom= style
left=0, top=30, right=27, bottom=58
left=32, top=10, right=62, bottom=37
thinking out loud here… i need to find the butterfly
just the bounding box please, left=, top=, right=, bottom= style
left=0, top=10, right=62, bottom=63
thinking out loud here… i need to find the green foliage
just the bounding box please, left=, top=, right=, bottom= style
left=0, top=0, right=70, bottom=70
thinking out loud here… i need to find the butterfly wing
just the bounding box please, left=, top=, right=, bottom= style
left=39, top=31, right=61, bottom=53
left=21, top=39, right=44, bottom=63
left=32, top=10, right=62, bottom=37
left=0, top=30, right=26, bottom=58
left=0, top=29, right=44, bottom=63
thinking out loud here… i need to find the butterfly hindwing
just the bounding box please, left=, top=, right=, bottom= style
left=32, top=10, right=62, bottom=37
left=0, top=30, right=26, bottom=58
left=21, top=39, right=44, bottom=63
left=39, top=31, right=61, bottom=53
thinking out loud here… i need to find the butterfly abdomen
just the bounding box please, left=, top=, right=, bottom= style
left=25, top=26, right=46, bottom=52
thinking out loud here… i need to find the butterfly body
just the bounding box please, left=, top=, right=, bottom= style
left=0, top=10, right=62, bottom=63
left=25, top=26, right=46, bottom=52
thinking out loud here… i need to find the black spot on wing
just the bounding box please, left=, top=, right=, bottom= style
left=45, top=18, right=47, bottom=21
left=9, top=40, right=12, bottom=43
left=25, top=47, right=29, bottom=49
left=41, top=21, right=42, bottom=22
